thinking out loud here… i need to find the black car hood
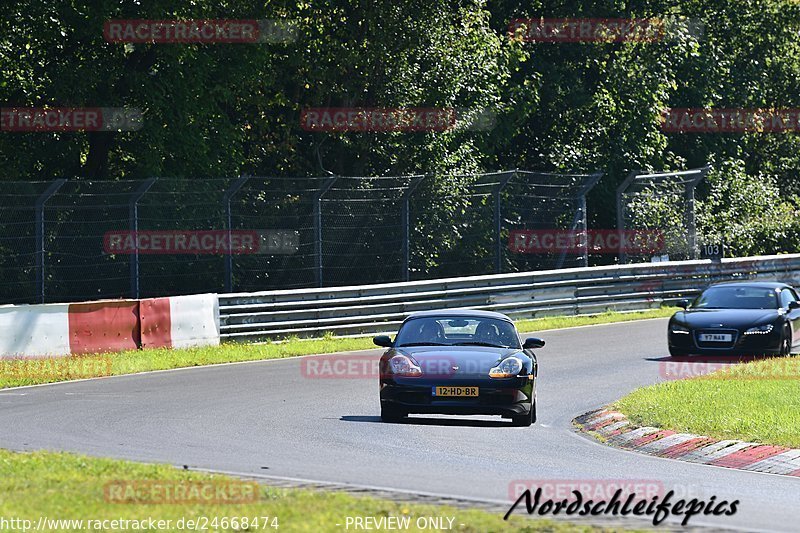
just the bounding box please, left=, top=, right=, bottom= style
left=674, top=308, right=781, bottom=329
left=393, top=345, right=523, bottom=376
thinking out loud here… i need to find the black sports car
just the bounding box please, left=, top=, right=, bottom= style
left=373, top=310, right=543, bottom=426
left=668, top=282, right=800, bottom=357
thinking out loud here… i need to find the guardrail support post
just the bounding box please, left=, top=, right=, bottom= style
left=314, top=176, right=338, bottom=287
left=34, top=179, right=66, bottom=304
left=129, top=178, right=157, bottom=299
left=401, top=176, right=426, bottom=281
left=223, top=176, right=251, bottom=293
left=494, top=171, right=516, bottom=273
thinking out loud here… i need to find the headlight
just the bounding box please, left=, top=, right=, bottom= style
left=489, top=357, right=523, bottom=379
left=388, top=355, right=422, bottom=377
left=670, top=324, right=690, bottom=335
left=744, top=324, right=774, bottom=335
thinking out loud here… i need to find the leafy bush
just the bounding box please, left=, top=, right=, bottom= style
left=697, top=160, right=800, bottom=257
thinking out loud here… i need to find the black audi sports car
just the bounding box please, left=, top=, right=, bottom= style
left=374, top=310, right=543, bottom=426
left=668, top=282, right=800, bottom=357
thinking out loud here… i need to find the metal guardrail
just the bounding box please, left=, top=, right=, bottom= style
left=219, top=254, right=800, bottom=340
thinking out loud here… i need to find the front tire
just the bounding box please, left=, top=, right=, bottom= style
left=380, top=405, right=406, bottom=423
left=511, top=401, right=535, bottom=427
left=780, top=326, right=792, bottom=357
left=669, top=346, right=690, bottom=357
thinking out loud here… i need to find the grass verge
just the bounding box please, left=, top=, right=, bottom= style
left=614, top=357, right=800, bottom=448
left=0, top=308, right=675, bottom=390
left=0, top=449, right=611, bottom=532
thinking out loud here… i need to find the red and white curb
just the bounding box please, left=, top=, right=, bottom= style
left=575, top=409, right=800, bottom=477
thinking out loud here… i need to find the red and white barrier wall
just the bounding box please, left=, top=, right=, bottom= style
left=0, top=294, right=219, bottom=358
left=140, top=294, right=220, bottom=349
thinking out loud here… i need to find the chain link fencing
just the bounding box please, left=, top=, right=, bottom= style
left=1, top=170, right=608, bottom=304
left=616, top=166, right=710, bottom=264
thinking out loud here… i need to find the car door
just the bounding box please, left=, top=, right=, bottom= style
left=780, top=288, right=800, bottom=346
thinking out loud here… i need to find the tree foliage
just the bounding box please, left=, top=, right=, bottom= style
left=2, top=0, right=800, bottom=267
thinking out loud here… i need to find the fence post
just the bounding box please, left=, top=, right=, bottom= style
left=494, top=171, right=516, bottom=274
left=685, top=165, right=711, bottom=260
left=128, top=178, right=157, bottom=299
left=616, top=171, right=639, bottom=265
left=401, top=176, right=426, bottom=281
left=314, top=176, right=338, bottom=287
left=223, top=176, right=251, bottom=293
left=34, top=179, right=66, bottom=304
left=577, top=172, right=603, bottom=268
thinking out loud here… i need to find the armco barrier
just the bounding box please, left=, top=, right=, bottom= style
left=219, top=254, right=800, bottom=340
left=0, top=294, right=219, bottom=358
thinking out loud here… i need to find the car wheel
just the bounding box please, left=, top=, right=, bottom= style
left=511, top=402, right=535, bottom=427
left=669, top=346, right=689, bottom=357
left=780, top=326, right=792, bottom=357
left=380, top=405, right=406, bottom=423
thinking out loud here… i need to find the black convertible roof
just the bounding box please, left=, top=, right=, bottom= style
left=403, top=309, right=513, bottom=322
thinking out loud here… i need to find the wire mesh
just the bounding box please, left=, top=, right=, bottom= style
left=136, top=178, right=232, bottom=298
left=0, top=182, right=53, bottom=303
left=410, top=172, right=499, bottom=279
left=503, top=171, right=601, bottom=271
left=321, top=175, right=417, bottom=286
left=617, top=167, right=709, bottom=263
left=44, top=180, right=140, bottom=302
left=0, top=170, right=603, bottom=304
left=230, top=176, right=318, bottom=291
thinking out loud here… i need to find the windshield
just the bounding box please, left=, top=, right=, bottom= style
left=692, top=286, right=779, bottom=310
left=395, top=317, right=521, bottom=349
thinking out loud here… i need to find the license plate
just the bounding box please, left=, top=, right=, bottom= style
left=433, top=386, right=479, bottom=397
left=699, top=333, right=732, bottom=342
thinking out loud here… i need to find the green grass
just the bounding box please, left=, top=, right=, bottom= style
left=614, top=358, right=800, bottom=448
left=0, top=449, right=613, bottom=532
left=515, top=308, right=674, bottom=333
left=0, top=308, right=676, bottom=390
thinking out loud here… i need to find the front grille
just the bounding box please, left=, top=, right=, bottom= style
left=694, top=328, right=739, bottom=349
left=398, top=391, right=430, bottom=404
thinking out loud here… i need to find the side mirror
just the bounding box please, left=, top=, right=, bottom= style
left=373, top=335, right=393, bottom=348
left=789, top=301, right=800, bottom=310
left=677, top=299, right=689, bottom=310
left=523, top=337, right=545, bottom=350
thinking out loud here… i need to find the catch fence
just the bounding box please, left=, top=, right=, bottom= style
left=0, top=170, right=602, bottom=304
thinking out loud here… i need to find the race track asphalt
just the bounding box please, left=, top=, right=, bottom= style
left=0, top=318, right=797, bottom=531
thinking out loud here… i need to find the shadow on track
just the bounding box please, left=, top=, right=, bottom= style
left=646, top=354, right=776, bottom=363
left=340, top=415, right=515, bottom=428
